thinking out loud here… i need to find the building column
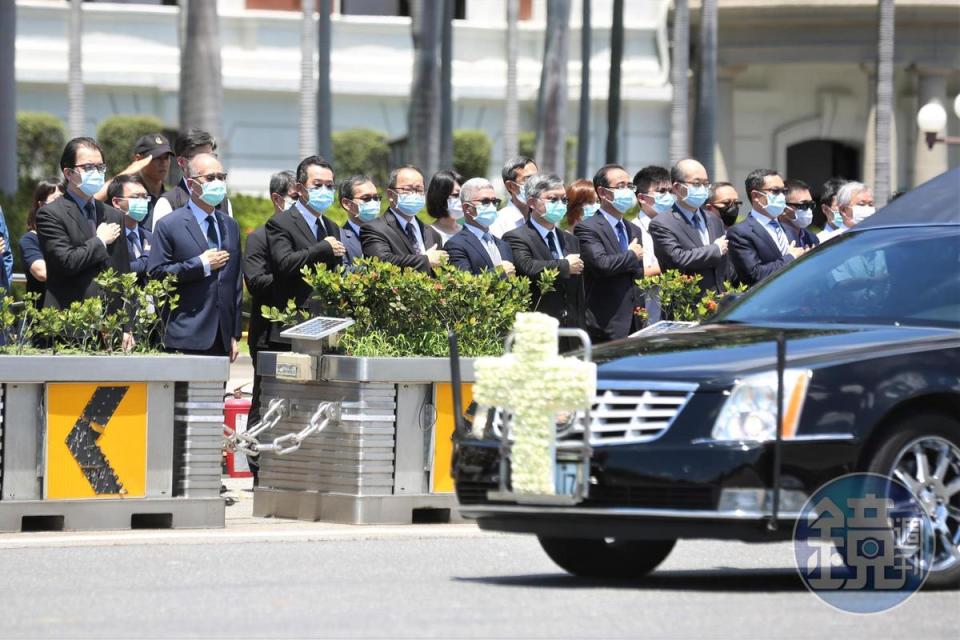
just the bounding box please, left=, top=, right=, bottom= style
left=913, top=67, right=950, bottom=186
left=713, top=67, right=741, bottom=184
left=862, top=65, right=898, bottom=195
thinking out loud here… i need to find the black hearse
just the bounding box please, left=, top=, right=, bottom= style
left=452, top=169, right=960, bottom=587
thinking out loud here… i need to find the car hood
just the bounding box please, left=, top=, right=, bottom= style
left=592, top=323, right=959, bottom=387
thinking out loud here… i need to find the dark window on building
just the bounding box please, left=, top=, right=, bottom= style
left=787, top=139, right=861, bottom=199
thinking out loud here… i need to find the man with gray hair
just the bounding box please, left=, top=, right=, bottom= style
left=445, top=177, right=515, bottom=276
left=490, top=155, right=538, bottom=238
left=826, top=181, right=875, bottom=242
left=505, top=173, right=586, bottom=351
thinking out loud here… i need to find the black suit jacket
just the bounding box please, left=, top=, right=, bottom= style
left=505, top=222, right=586, bottom=349
left=341, top=220, right=364, bottom=264
left=265, top=204, right=343, bottom=312
left=36, top=193, right=132, bottom=309
left=445, top=227, right=514, bottom=275
left=243, top=226, right=278, bottom=354
left=126, top=225, right=153, bottom=285
left=360, top=209, right=444, bottom=273
left=727, top=214, right=796, bottom=286
left=784, top=223, right=820, bottom=250
left=573, top=212, right=644, bottom=343
left=649, top=205, right=730, bottom=294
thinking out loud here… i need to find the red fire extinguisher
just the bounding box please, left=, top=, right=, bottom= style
left=223, top=387, right=253, bottom=478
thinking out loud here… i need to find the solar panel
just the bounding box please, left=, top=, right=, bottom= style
left=279, top=316, right=355, bottom=341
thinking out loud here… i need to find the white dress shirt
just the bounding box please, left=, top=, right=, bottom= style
left=489, top=200, right=524, bottom=238
left=630, top=212, right=660, bottom=272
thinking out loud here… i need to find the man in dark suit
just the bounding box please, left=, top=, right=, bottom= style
left=151, top=128, right=232, bottom=230
left=573, top=164, right=645, bottom=343
left=106, top=174, right=152, bottom=285
left=505, top=174, right=586, bottom=351
left=445, top=177, right=516, bottom=276
left=649, top=158, right=731, bottom=295
left=265, top=156, right=346, bottom=330
left=728, top=169, right=807, bottom=286
left=360, top=165, right=447, bottom=273
left=147, top=153, right=242, bottom=360
left=781, top=178, right=820, bottom=250
left=36, top=137, right=133, bottom=351
left=338, top=174, right=381, bottom=263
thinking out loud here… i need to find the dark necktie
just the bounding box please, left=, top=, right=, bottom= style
left=205, top=215, right=219, bottom=250
left=692, top=212, right=709, bottom=245
left=84, top=201, right=97, bottom=235
left=127, top=230, right=141, bottom=258
left=315, top=217, right=324, bottom=242
left=403, top=221, right=422, bottom=255
left=615, top=220, right=628, bottom=252
left=546, top=231, right=561, bottom=259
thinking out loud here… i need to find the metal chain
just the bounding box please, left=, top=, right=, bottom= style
left=223, top=399, right=340, bottom=458
left=223, top=397, right=286, bottom=456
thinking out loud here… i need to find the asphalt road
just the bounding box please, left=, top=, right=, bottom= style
left=0, top=532, right=956, bottom=639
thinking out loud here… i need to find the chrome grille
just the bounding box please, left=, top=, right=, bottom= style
left=481, top=381, right=697, bottom=445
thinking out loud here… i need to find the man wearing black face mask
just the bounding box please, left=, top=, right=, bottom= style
left=704, top=182, right=742, bottom=229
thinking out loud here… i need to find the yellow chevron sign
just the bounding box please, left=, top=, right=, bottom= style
left=45, top=383, right=148, bottom=500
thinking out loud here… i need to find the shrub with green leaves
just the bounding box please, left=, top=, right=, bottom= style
left=332, top=128, right=390, bottom=188
left=17, top=112, right=66, bottom=184
left=452, top=129, right=492, bottom=179
left=635, top=269, right=748, bottom=323
left=96, top=115, right=166, bottom=177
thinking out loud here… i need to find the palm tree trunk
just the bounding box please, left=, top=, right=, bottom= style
left=605, top=0, right=623, bottom=164
left=874, top=0, right=895, bottom=208
left=503, top=0, right=520, bottom=161
left=179, top=0, right=223, bottom=142
left=576, top=0, right=591, bottom=176
left=669, top=0, right=690, bottom=164
left=68, top=0, right=84, bottom=138
left=535, top=0, right=572, bottom=176
left=409, top=0, right=442, bottom=177
left=299, top=0, right=316, bottom=159
left=439, top=0, right=454, bottom=170
left=0, top=0, right=16, bottom=194
left=316, top=0, right=332, bottom=160
left=693, top=0, right=716, bottom=177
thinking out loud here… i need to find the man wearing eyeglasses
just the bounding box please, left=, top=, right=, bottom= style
left=151, top=129, right=232, bottom=230
left=573, top=164, right=644, bottom=343
left=361, top=165, right=447, bottom=273
left=445, top=177, right=515, bottom=276
left=650, top=158, right=730, bottom=295
left=780, top=179, right=820, bottom=250
left=504, top=174, right=585, bottom=352
left=338, top=174, right=381, bottom=263
left=36, top=137, right=134, bottom=349
left=727, top=168, right=808, bottom=286
left=148, top=153, right=243, bottom=360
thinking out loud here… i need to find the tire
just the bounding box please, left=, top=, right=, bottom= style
left=866, top=412, right=960, bottom=589
left=537, top=536, right=676, bottom=579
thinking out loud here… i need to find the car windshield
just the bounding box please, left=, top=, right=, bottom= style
left=715, top=226, right=960, bottom=329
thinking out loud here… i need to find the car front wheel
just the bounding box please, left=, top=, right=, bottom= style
left=867, top=413, right=960, bottom=589
left=537, top=536, right=676, bottom=579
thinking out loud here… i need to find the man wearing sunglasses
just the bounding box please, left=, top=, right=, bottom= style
left=779, top=179, right=820, bottom=250
left=727, top=168, right=808, bottom=286
left=445, top=177, right=515, bottom=276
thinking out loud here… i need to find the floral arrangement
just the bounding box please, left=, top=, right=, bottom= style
left=635, top=269, right=747, bottom=323
left=474, top=312, right=596, bottom=495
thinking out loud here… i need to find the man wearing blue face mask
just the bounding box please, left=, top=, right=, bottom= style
left=338, top=174, right=380, bottom=263
left=631, top=165, right=671, bottom=323
left=649, top=158, right=730, bottom=295
left=445, top=177, right=515, bottom=276
left=573, top=164, right=645, bottom=343
left=265, top=155, right=346, bottom=331
left=361, top=165, right=446, bottom=273
left=727, top=169, right=807, bottom=286
left=107, top=174, right=153, bottom=285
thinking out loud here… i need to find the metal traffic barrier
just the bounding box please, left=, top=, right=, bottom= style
left=0, top=355, right=229, bottom=532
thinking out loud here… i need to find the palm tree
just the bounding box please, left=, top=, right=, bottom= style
left=408, top=0, right=442, bottom=177
left=874, top=0, right=895, bottom=208
left=669, top=0, right=689, bottom=164
left=299, top=0, right=316, bottom=159
left=693, top=0, right=717, bottom=176
left=68, top=0, right=84, bottom=138
left=576, top=0, right=591, bottom=176
left=535, top=0, right=572, bottom=176
left=440, top=0, right=455, bottom=170
left=0, top=0, right=16, bottom=194
left=503, top=0, right=520, bottom=161
left=179, top=0, right=223, bottom=142
left=317, top=0, right=333, bottom=160
left=605, top=0, right=623, bottom=164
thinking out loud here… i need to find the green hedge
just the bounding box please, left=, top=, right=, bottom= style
left=518, top=131, right=577, bottom=179
left=17, top=112, right=66, bottom=184
left=96, top=115, right=167, bottom=177
left=452, top=129, right=492, bottom=179
left=332, top=128, right=390, bottom=188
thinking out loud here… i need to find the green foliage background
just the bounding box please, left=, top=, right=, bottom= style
left=95, top=114, right=167, bottom=176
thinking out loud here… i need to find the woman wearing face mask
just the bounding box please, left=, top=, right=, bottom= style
left=426, top=170, right=464, bottom=243
left=564, top=179, right=600, bottom=227
left=20, top=180, right=62, bottom=309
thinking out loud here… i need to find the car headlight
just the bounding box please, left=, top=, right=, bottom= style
left=711, top=369, right=812, bottom=441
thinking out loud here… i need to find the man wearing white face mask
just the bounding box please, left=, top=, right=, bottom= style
left=445, top=177, right=515, bottom=276
left=780, top=179, right=820, bottom=250
left=728, top=169, right=807, bottom=286
left=835, top=181, right=876, bottom=232
left=649, top=158, right=730, bottom=294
